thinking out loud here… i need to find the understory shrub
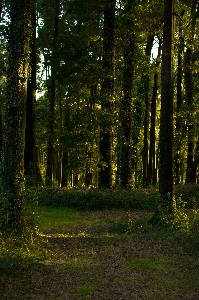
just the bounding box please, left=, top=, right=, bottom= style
left=37, top=187, right=159, bottom=210
left=37, top=184, right=199, bottom=211
left=174, top=184, right=199, bottom=208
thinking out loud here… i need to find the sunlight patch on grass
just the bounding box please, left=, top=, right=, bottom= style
left=38, top=206, right=79, bottom=232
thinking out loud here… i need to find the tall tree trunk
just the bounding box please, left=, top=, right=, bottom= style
left=185, top=0, right=198, bottom=183
left=1, top=0, right=32, bottom=233
left=0, top=88, right=3, bottom=161
left=45, top=0, right=59, bottom=186
left=148, top=37, right=161, bottom=186
left=61, top=103, right=70, bottom=187
left=148, top=73, right=157, bottom=186
left=174, top=18, right=184, bottom=184
left=24, top=1, right=39, bottom=185
left=98, top=0, right=116, bottom=188
left=120, top=0, right=134, bottom=189
left=85, top=84, right=97, bottom=187
left=185, top=47, right=195, bottom=183
left=158, top=0, right=176, bottom=215
left=142, top=35, right=154, bottom=188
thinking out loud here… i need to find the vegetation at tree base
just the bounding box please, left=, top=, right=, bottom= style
left=1, top=3, right=199, bottom=296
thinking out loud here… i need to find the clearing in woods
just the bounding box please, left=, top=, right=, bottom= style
left=1, top=208, right=199, bottom=299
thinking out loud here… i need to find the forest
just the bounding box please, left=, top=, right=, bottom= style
left=1, top=0, right=199, bottom=299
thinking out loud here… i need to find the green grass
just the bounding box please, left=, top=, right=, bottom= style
left=75, top=283, right=94, bottom=296
left=128, top=258, right=166, bottom=271
left=38, top=206, right=79, bottom=232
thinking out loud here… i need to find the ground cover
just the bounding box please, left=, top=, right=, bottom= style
left=1, top=208, right=199, bottom=299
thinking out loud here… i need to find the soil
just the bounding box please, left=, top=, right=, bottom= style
left=1, top=209, right=199, bottom=300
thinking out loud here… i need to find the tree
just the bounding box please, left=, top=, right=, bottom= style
left=45, top=0, right=59, bottom=186
left=1, top=0, right=33, bottom=233
left=24, top=0, right=40, bottom=185
left=98, top=0, right=116, bottom=188
left=119, top=0, right=134, bottom=188
left=142, top=34, right=154, bottom=188
left=148, top=37, right=161, bottom=186
left=158, top=0, right=176, bottom=215
left=185, top=0, right=198, bottom=183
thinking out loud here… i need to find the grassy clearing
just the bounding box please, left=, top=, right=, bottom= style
left=1, top=191, right=199, bottom=299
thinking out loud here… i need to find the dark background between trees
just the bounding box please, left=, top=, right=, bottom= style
left=1, top=0, right=199, bottom=232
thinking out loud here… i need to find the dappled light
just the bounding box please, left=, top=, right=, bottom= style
left=1, top=0, right=199, bottom=299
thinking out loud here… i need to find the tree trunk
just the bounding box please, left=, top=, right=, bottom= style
left=158, top=0, right=175, bottom=215
left=120, top=0, right=134, bottom=189
left=0, top=88, right=3, bottom=161
left=142, top=35, right=154, bottom=188
left=24, top=2, right=39, bottom=185
left=149, top=73, right=158, bottom=186
left=1, top=0, right=32, bottom=233
left=184, top=1, right=198, bottom=183
left=148, top=37, right=161, bottom=186
left=98, top=0, right=116, bottom=188
left=185, top=47, right=195, bottom=183
left=45, top=0, right=59, bottom=186
left=61, top=103, right=70, bottom=188
left=85, top=84, right=97, bottom=187
left=174, top=19, right=184, bottom=184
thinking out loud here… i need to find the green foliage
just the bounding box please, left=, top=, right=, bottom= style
left=37, top=187, right=158, bottom=210
left=108, top=211, right=149, bottom=234
left=174, top=184, right=199, bottom=208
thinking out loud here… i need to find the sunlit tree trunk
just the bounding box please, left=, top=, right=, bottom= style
left=99, top=0, right=116, bottom=188
left=2, top=0, right=32, bottom=233
left=159, top=0, right=176, bottom=215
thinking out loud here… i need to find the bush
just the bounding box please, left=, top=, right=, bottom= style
left=37, top=187, right=159, bottom=210
left=174, top=184, right=199, bottom=208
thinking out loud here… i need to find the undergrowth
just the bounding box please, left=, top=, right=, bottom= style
left=36, top=184, right=199, bottom=210
left=37, top=186, right=159, bottom=210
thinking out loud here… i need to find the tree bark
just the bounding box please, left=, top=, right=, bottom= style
left=174, top=18, right=184, bottom=185
left=61, top=102, right=70, bottom=187
left=98, top=0, right=116, bottom=188
left=2, top=0, right=32, bottom=233
left=142, top=35, right=154, bottom=188
left=24, top=1, right=39, bottom=185
left=159, top=0, right=175, bottom=214
left=46, top=0, right=59, bottom=186
left=120, top=0, right=134, bottom=189
left=148, top=37, right=161, bottom=186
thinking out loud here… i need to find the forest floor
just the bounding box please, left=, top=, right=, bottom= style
left=1, top=209, right=199, bottom=300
